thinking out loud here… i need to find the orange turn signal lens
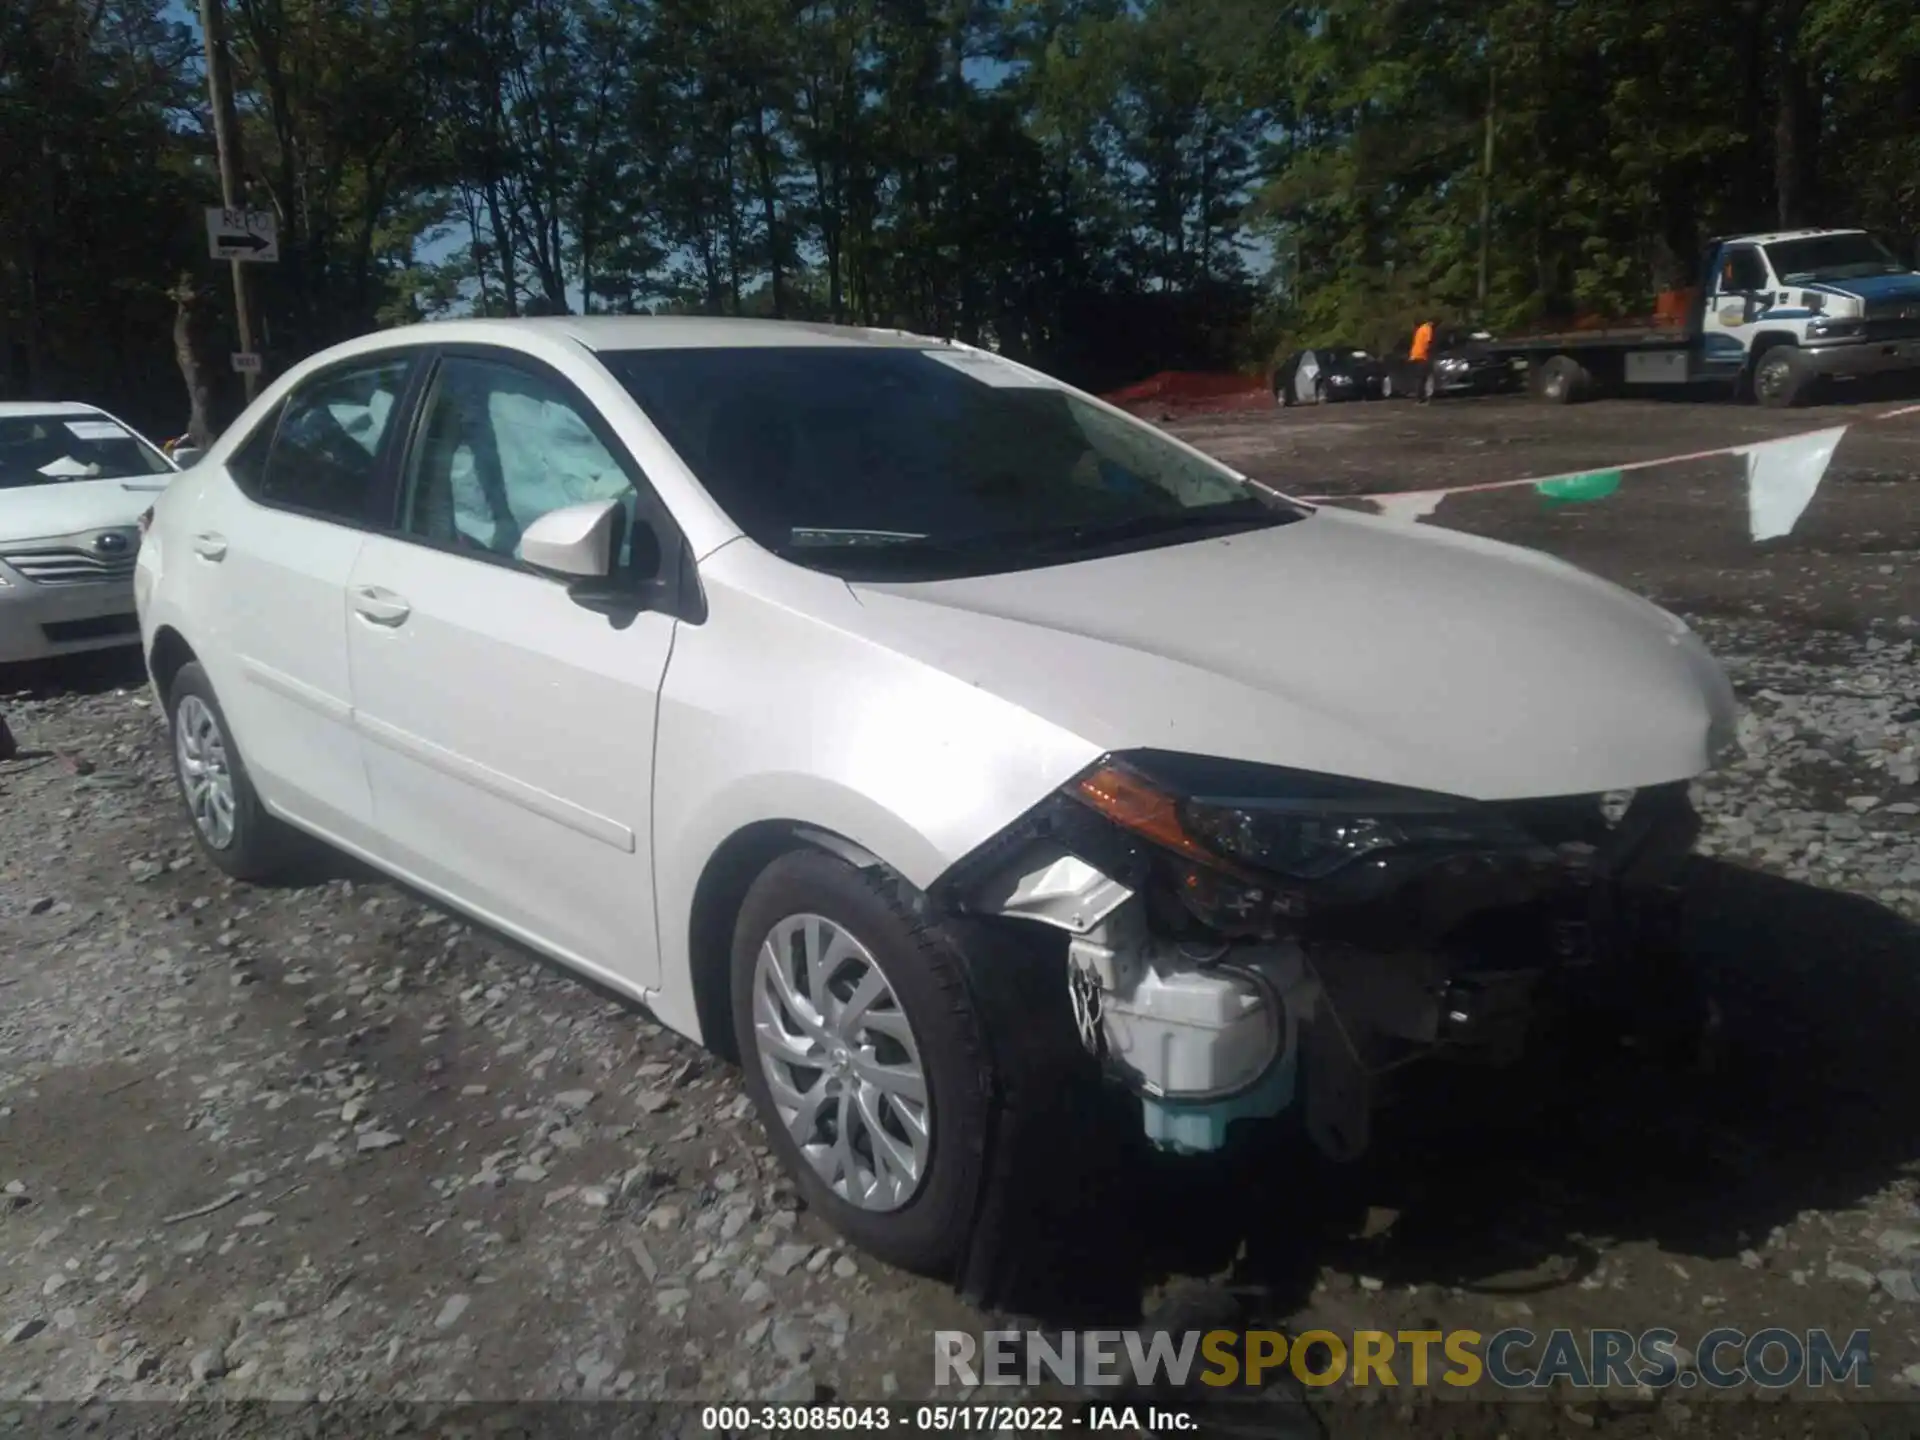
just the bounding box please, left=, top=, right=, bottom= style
left=1072, top=762, right=1239, bottom=871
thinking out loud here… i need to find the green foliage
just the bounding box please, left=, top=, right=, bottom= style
left=5, top=0, right=1920, bottom=418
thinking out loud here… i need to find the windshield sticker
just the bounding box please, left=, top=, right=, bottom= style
left=38, top=455, right=102, bottom=478
left=921, top=349, right=1055, bottom=388
left=64, top=419, right=129, bottom=441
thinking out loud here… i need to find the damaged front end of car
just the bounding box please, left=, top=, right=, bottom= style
left=932, top=749, right=1703, bottom=1162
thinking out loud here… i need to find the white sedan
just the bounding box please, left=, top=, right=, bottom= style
left=0, top=403, right=178, bottom=665
left=134, top=317, right=1737, bottom=1282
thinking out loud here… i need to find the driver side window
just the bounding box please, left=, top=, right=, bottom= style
left=400, top=355, right=641, bottom=569
left=1721, top=249, right=1768, bottom=294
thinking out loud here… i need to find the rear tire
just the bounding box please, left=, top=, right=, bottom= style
left=1380, top=374, right=1395, bottom=399
left=165, top=661, right=300, bottom=882
left=1534, top=354, right=1592, bottom=404
left=1312, top=378, right=1327, bottom=405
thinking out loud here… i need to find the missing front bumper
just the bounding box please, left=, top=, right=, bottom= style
left=960, top=782, right=1701, bottom=1160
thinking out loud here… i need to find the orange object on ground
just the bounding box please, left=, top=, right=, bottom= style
left=1409, top=321, right=1434, bottom=362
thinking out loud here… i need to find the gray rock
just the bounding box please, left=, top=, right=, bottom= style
left=114, top=1352, right=158, bottom=1381
left=831, top=1256, right=858, bottom=1279
left=763, top=1368, right=820, bottom=1403
left=3, top=1318, right=46, bottom=1344
left=355, top=1130, right=403, bottom=1152
left=235, top=1211, right=275, bottom=1228
left=1880, top=1270, right=1920, bottom=1304
left=1829, top=1261, right=1876, bottom=1288
left=190, top=1343, right=229, bottom=1383
left=555, top=1089, right=597, bottom=1112
left=435, top=1294, right=471, bottom=1330
left=770, top=1318, right=813, bottom=1364
left=1877, top=1229, right=1920, bottom=1256
left=766, top=1243, right=813, bottom=1277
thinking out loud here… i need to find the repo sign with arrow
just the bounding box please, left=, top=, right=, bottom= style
left=205, top=206, right=278, bottom=263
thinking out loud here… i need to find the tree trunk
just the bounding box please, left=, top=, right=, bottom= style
left=1772, top=0, right=1819, bottom=228
left=168, top=273, right=216, bottom=449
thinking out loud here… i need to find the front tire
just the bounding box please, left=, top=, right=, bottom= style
left=1752, top=345, right=1813, bottom=408
left=730, top=849, right=992, bottom=1276
left=165, top=661, right=298, bottom=881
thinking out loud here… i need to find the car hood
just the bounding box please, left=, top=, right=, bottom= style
left=1799, top=273, right=1920, bottom=305
left=0, top=476, right=170, bottom=545
left=846, top=509, right=1737, bottom=802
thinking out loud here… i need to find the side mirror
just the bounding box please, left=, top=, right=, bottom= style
left=521, top=498, right=621, bottom=579
left=170, top=446, right=203, bottom=468
left=522, top=497, right=673, bottom=617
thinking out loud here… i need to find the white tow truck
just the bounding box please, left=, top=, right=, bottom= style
left=1485, top=228, right=1920, bottom=408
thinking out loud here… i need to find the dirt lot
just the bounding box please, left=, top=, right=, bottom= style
left=5, top=387, right=1920, bottom=1436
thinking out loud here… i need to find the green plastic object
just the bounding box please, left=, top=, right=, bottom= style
left=1536, top=469, right=1622, bottom=504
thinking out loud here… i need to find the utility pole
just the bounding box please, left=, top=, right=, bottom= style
left=1477, top=62, right=1495, bottom=319
left=1474, top=62, right=1489, bottom=318
left=198, top=0, right=259, bottom=402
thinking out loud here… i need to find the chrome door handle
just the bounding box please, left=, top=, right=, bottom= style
left=191, top=532, right=227, bottom=561
left=352, top=586, right=411, bottom=626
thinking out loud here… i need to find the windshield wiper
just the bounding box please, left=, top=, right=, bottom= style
left=998, top=505, right=1298, bottom=557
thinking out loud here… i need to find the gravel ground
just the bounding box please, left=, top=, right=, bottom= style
left=5, top=393, right=1920, bottom=1435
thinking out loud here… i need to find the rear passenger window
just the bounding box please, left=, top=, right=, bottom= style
left=249, top=357, right=411, bottom=523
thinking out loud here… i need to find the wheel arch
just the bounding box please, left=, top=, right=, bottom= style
left=146, top=624, right=199, bottom=704
left=681, top=817, right=914, bottom=1065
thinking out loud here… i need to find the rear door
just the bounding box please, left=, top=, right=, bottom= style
left=343, top=346, right=680, bottom=990
left=177, top=352, right=418, bottom=849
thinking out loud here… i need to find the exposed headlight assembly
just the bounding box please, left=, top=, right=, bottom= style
left=1065, top=751, right=1552, bottom=932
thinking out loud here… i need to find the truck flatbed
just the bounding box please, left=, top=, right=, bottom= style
left=1487, top=323, right=1691, bottom=353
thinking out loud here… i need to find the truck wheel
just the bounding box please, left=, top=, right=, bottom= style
left=1534, top=355, right=1591, bottom=404
left=1752, top=346, right=1813, bottom=408
left=1277, top=379, right=1295, bottom=409
left=1380, top=374, right=1395, bottom=399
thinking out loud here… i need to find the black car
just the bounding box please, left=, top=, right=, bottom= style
left=1385, top=328, right=1524, bottom=400
left=1272, top=346, right=1388, bottom=406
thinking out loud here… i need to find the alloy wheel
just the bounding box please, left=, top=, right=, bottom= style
left=174, top=694, right=237, bottom=849
left=750, top=913, right=931, bottom=1212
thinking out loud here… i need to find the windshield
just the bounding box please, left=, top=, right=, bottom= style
left=1765, top=233, right=1904, bottom=284
left=0, top=414, right=172, bottom=489
left=603, top=346, right=1305, bottom=580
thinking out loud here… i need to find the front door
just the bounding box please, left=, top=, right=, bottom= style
left=344, top=349, right=675, bottom=990
left=1700, top=244, right=1772, bottom=380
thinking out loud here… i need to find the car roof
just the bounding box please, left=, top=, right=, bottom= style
left=0, top=401, right=109, bottom=418
left=317, top=315, right=945, bottom=358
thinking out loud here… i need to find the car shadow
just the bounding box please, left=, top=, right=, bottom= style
left=1, top=646, right=149, bottom=700
left=979, top=857, right=1920, bottom=1341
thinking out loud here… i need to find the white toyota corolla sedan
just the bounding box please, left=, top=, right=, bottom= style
left=1, top=402, right=177, bottom=665
left=135, top=316, right=1738, bottom=1283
